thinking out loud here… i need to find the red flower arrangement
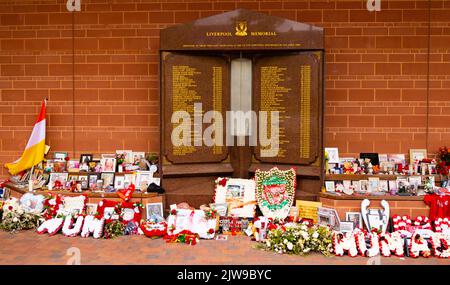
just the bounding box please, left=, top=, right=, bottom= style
left=42, top=194, right=62, bottom=220
left=436, top=146, right=450, bottom=176
left=164, top=230, right=199, bottom=245
left=140, top=221, right=167, bottom=238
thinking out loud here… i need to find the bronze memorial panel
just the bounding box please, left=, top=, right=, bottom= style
left=252, top=53, right=320, bottom=165
left=163, top=52, right=230, bottom=164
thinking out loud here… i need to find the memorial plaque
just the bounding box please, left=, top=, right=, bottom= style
left=163, top=53, right=230, bottom=164
left=160, top=9, right=325, bottom=207
left=252, top=53, right=320, bottom=165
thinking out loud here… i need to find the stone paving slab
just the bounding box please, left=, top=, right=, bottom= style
left=0, top=231, right=449, bottom=265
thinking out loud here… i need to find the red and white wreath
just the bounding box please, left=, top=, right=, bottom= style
left=434, top=217, right=450, bottom=233
left=392, top=215, right=412, bottom=232
left=413, top=216, right=431, bottom=230
left=430, top=232, right=450, bottom=258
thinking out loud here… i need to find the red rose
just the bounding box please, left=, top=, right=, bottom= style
left=208, top=228, right=214, bottom=234
left=171, top=209, right=177, bottom=215
left=8, top=206, right=13, bottom=211
left=219, top=178, right=227, bottom=187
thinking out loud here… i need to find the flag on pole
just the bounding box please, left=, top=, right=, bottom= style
left=5, top=100, right=47, bottom=175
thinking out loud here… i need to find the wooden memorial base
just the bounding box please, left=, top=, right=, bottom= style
left=5, top=182, right=165, bottom=218
left=319, top=192, right=430, bottom=221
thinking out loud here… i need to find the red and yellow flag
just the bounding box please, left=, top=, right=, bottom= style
left=5, top=100, right=46, bottom=175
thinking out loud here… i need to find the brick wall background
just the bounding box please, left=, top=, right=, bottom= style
left=0, top=0, right=449, bottom=177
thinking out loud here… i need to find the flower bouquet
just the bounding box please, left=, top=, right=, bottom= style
left=0, top=198, right=42, bottom=232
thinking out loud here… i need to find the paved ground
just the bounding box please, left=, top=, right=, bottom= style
left=1, top=230, right=449, bottom=265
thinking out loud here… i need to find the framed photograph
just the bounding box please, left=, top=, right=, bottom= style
left=409, top=149, right=427, bottom=164
left=146, top=202, right=164, bottom=222
left=78, top=174, right=88, bottom=190
left=85, top=203, right=98, bottom=215
left=96, top=179, right=103, bottom=190
left=388, top=180, right=397, bottom=191
left=379, top=180, right=389, bottom=192
left=325, top=147, right=339, bottom=164
left=378, top=154, right=388, bottom=163
left=209, top=203, right=229, bottom=217
left=79, top=154, right=93, bottom=164
left=214, top=178, right=256, bottom=218
left=368, top=177, right=380, bottom=192
left=53, top=151, right=68, bottom=161
left=318, top=207, right=340, bottom=230
left=396, top=177, right=409, bottom=190
left=88, top=174, right=100, bottom=188
left=67, top=160, right=80, bottom=172
left=346, top=212, right=363, bottom=229
left=101, top=172, right=115, bottom=187
left=68, top=174, right=78, bottom=182
left=388, top=154, right=406, bottom=165
left=132, top=152, right=145, bottom=164
left=325, top=181, right=335, bottom=192
left=114, top=175, right=125, bottom=189
left=100, top=157, right=116, bottom=173
left=88, top=160, right=100, bottom=172
left=122, top=174, right=135, bottom=188
left=408, top=176, right=422, bottom=190
left=360, top=153, right=380, bottom=166
left=49, top=172, right=69, bottom=186
left=0, top=187, right=10, bottom=201
left=352, top=180, right=361, bottom=192
left=360, top=180, right=369, bottom=192
left=339, top=221, right=355, bottom=233
left=136, top=171, right=153, bottom=190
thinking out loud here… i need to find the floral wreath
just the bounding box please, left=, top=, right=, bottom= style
left=254, top=167, right=296, bottom=220
left=413, top=216, right=431, bottom=230
left=434, top=217, right=450, bottom=233
left=392, top=215, right=412, bottom=232
left=140, top=221, right=167, bottom=238
left=119, top=201, right=143, bottom=224
left=409, top=231, right=432, bottom=258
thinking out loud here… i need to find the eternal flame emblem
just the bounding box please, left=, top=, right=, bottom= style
left=235, top=21, right=248, bottom=36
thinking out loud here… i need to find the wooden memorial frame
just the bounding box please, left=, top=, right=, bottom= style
left=160, top=9, right=325, bottom=207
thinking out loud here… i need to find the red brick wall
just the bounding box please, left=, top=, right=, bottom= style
left=0, top=0, right=449, bottom=177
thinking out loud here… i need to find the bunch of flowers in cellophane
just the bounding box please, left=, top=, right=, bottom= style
left=103, top=219, right=125, bottom=239
left=164, top=229, right=199, bottom=245
left=0, top=198, right=42, bottom=232
left=258, top=221, right=333, bottom=256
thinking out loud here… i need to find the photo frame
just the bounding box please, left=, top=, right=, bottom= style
left=101, top=172, right=115, bottom=188
left=132, top=152, right=145, bottom=164
left=345, top=212, right=363, bottom=229
left=318, top=207, right=340, bottom=230
left=88, top=174, right=100, bottom=189
left=78, top=174, right=89, bottom=190
left=214, top=177, right=257, bottom=218
left=360, top=153, right=380, bottom=166
left=136, top=171, right=153, bottom=191
left=100, top=157, right=116, bottom=173
left=388, top=154, right=406, bottom=165
left=53, top=151, right=68, bottom=161
left=368, top=177, right=380, bottom=192
left=79, top=154, right=93, bottom=164
left=114, top=175, right=125, bottom=190
left=379, top=180, right=389, bottom=192
left=409, top=149, right=427, bottom=164
left=325, top=181, right=335, bottom=192
left=123, top=173, right=136, bottom=188
left=325, top=147, right=339, bottom=164
left=352, top=180, right=361, bottom=192
left=49, top=172, right=69, bottom=186
left=67, top=160, right=80, bottom=172
left=146, top=202, right=164, bottom=222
